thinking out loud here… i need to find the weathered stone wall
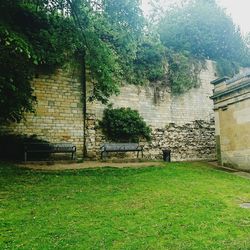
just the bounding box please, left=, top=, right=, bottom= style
left=87, top=60, right=217, bottom=127
left=0, top=67, right=84, bottom=156
left=146, top=119, right=215, bottom=160
left=86, top=114, right=216, bottom=160
left=0, top=60, right=217, bottom=161
left=86, top=60, right=217, bottom=160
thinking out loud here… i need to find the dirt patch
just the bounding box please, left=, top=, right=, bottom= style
left=207, top=161, right=250, bottom=179
left=233, top=172, right=250, bottom=180
left=206, top=161, right=239, bottom=172
left=240, top=203, right=250, bottom=209
left=18, top=160, right=165, bottom=171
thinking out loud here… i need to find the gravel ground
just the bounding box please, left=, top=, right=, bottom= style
left=18, top=160, right=165, bottom=171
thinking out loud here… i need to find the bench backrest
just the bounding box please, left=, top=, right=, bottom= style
left=25, top=143, right=52, bottom=151
left=101, top=143, right=141, bottom=151
left=25, top=143, right=76, bottom=152
left=52, top=143, right=75, bottom=152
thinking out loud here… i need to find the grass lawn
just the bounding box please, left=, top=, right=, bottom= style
left=1, top=162, right=250, bottom=249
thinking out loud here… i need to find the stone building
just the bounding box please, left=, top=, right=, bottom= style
left=211, top=70, right=250, bottom=171
left=0, top=61, right=218, bottom=161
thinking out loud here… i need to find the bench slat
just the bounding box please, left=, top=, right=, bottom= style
left=24, top=143, right=76, bottom=162
left=100, top=143, right=143, bottom=159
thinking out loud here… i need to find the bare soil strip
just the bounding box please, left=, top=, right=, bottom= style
left=18, top=161, right=165, bottom=171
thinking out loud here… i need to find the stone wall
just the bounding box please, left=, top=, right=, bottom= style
left=86, top=60, right=217, bottom=160
left=87, top=60, right=217, bottom=127
left=146, top=119, right=215, bottom=160
left=0, top=67, right=84, bottom=156
left=0, top=60, right=217, bottom=161
left=86, top=114, right=216, bottom=160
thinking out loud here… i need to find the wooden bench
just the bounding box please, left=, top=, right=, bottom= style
left=24, top=143, right=76, bottom=162
left=100, top=143, right=143, bottom=159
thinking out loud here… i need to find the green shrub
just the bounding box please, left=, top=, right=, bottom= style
left=99, top=107, right=151, bottom=142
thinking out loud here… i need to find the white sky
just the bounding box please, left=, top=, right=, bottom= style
left=141, top=0, right=250, bottom=34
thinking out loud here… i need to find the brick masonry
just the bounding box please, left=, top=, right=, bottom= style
left=0, top=66, right=84, bottom=156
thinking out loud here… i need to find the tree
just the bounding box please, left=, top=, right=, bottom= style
left=0, top=0, right=145, bottom=122
left=0, top=1, right=79, bottom=121
left=157, top=0, right=250, bottom=78
left=243, top=32, right=250, bottom=66
left=132, top=34, right=166, bottom=84
left=149, top=0, right=250, bottom=93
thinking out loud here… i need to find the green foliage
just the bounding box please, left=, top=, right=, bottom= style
left=0, top=26, right=36, bottom=121
left=156, top=0, right=250, bottom=93
left=0, top=1, right=79, bottom=121
left=166, top=50, right=204, bottom=94
left=245, top=33, right=250, bottom=48
left=68, top=0, right=145, bottom=102
left=85, top=34, right=121, bottom=103
left=0, top=0, right=150, bottom=121
left=216, top=59, right=240, bottom=78
left=99, top=107, right=151, bottom=142
left=243, top=32, right=250, bottom=66
left=133, top=36, right=166, bottom=83
left=14, top=5, right=77, bottom=70
left=158, top=0, right=247, bottom=62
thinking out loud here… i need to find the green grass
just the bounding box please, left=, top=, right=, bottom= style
left=1, top=162, right=250, bottom=250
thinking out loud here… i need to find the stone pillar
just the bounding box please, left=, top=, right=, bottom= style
left=85, top=113, right=97, bottom=158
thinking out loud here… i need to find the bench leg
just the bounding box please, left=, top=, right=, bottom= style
left=141, top=150, right=143, bottom=158
left=101, top=151, right=107, bottom=160
left=24, top=152, right=27, bottom=162
left=101, top=151, right=108, bottom=160
left=137, top=151, right=139, bottom=158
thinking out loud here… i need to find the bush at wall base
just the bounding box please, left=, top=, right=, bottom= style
left=99, top=107, right=152, bottom=142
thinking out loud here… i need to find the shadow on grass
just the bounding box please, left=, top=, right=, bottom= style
left=1, top=161, right=240, bottom=189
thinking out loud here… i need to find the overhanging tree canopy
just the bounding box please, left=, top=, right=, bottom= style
left=0, top=0, right=148, bottom=122
left=155, top=0, right=250, bottom=92
left=158, top=0, right=248, bottom=62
